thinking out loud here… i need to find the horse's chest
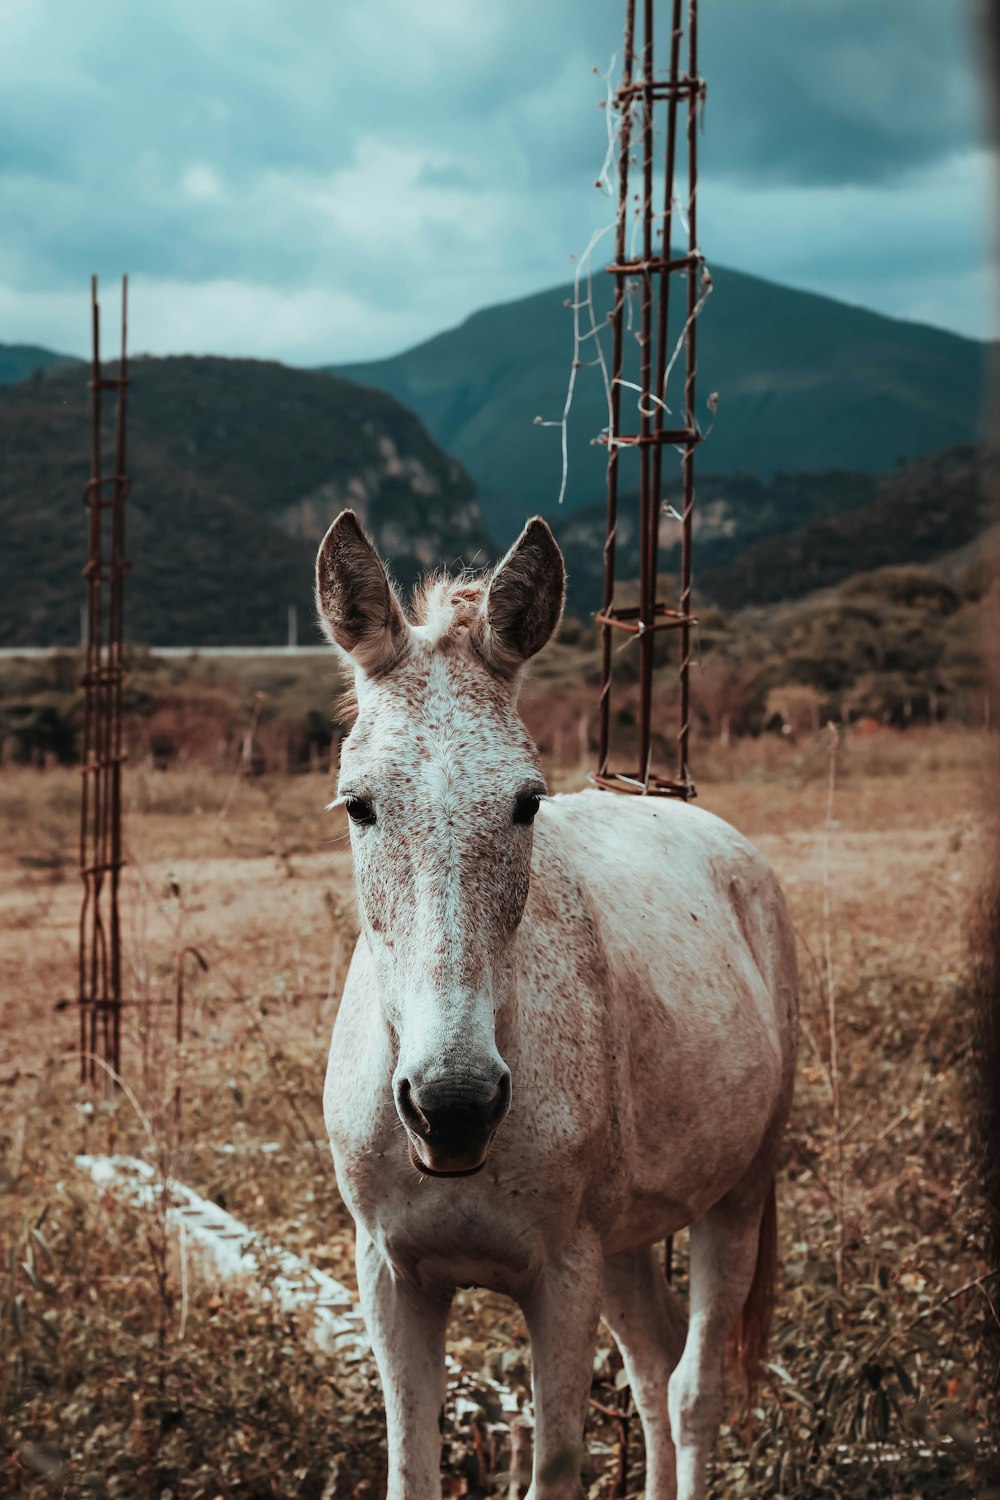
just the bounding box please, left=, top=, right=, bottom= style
left=372, top=1179, right=560, bottom=1295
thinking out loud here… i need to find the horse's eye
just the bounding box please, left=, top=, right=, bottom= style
left=513, top=794, right=540, bottom=826
left=346, top=797, right=376, bottom=827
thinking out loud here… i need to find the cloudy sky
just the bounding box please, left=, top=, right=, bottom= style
left=0, top=0, right=994, bottom=364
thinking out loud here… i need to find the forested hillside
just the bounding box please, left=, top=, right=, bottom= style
left=333, top=264, right=989, bottom=535
left=0, top=356, right=491, bottom=646
left=550, top=445, right=991, bottom=615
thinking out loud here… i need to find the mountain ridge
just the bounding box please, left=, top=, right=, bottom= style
left=330, top=261, right=989, bottom=537
left=0, top=342, right=81, bottom=384
left=547, top=445, right=991, bottom=618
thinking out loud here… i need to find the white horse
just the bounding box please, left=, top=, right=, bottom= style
left=316, top=511, right=797, bottom=1500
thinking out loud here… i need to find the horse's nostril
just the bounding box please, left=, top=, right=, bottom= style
left=398, top=1070, right=511, bottom=1143
left=485, top=1071, right=512, bottom=1129
left=396, top=1077, right=431, bottom=1138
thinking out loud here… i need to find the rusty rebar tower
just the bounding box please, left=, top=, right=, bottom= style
left=594, top=0, right=707, bottom=798
left=78, top=274, right=129, bottom=1086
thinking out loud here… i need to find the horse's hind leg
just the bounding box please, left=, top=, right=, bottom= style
left=668, top=1181, right=774, bottom=1500
left=603, top=1246, right=688, bottom=1500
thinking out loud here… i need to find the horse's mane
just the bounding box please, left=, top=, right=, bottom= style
left=335, top=569, right=489, bottom=721
left=410, top=571, right=488, bottom=645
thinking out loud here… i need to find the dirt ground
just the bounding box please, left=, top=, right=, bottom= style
left=0, top=726, right=996, bottom=1496
left=0, top=728, right=985, bottom=1078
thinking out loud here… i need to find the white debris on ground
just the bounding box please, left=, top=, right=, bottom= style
left=75, top=1155, right=529, bottom=1435
left=77, top=1153, right=367, bottom=1357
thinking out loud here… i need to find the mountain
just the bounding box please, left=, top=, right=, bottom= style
left=0, top=342, right=81, bottom=384
left=548, top=467, right=878, bottom=615
left=0, top=356, right=492, bottom=646
left=330, top=266, right=990, bottom=538
left=697, top=445, right=991, bottom=611
left=547, top=445, right=991, bottom=617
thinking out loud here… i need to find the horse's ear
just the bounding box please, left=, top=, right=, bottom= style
left=315, top=511, right=408, bottom=675
left=473, top=517, right=565, bottom=678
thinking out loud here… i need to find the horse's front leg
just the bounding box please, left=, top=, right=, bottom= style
left=522, top=1231, right=603, bottom=1500
left=356, top=1228, right=453, bottom=1500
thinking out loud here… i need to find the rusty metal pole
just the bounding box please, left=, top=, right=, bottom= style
left=636, top=0, right=656, bottom=786
left=78, top=275, right=130, bottom=1088
left=594, top=0, right=706, bottom=799
left=677, top=0, right=700, bottom=791
left=597, top=0, right=637, bottom=780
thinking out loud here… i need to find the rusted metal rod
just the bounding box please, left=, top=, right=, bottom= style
left=78, top=274, right=130, bottom=1088
left=597, top=0, right=638, bottom=781
left=677, top=0, right=700, bottom=792
left=594, top=0, right=707, bottom=800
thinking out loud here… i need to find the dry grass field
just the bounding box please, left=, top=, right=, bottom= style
left=1, top=726, right=997, bottom=1497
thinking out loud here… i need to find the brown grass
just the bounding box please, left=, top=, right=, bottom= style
left=0, top=725, right=996, bottom=1496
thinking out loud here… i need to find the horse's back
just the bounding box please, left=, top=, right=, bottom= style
left=533, top=788, right=796, bottom=1023
left=524, top=790, right=798, bottom=1236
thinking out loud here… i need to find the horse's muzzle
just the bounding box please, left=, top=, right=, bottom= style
left=395, top=1070, right=511, bottom=1176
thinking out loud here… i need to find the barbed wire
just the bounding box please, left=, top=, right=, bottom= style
left=537, top=51, right=716, bottom=509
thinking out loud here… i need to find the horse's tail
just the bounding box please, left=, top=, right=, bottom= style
left=726, top=1177, right=777, bottom=1408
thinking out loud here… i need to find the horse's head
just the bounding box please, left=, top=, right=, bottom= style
left=316, top=511, right=565, bottom=1177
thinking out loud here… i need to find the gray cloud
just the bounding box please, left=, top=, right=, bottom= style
left=700, top=0, right=980, bottom=186
left=0, top=0, right=991, bottom=358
